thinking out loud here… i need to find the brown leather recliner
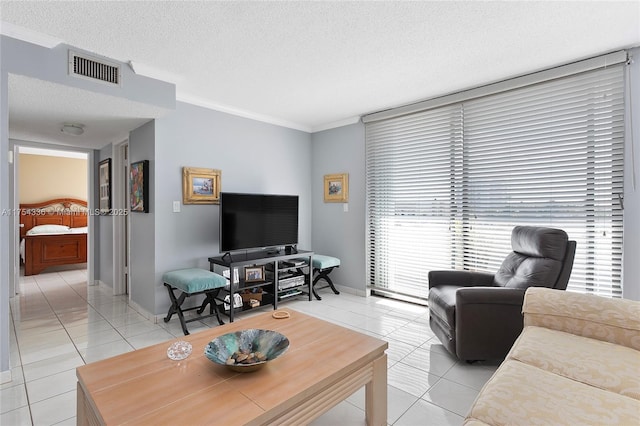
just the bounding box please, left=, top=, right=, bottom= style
left=428, top=226, right=576, bottom=361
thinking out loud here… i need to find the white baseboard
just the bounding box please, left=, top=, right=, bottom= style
left=153, top=314, right=165, bottom=324
left=1, top=369, right=12, bottom=385
left=334, top=284, right=369, bottom=298
left=127, top=298, right=159, bottom=324
left=97, top=280, right=131, bottom=297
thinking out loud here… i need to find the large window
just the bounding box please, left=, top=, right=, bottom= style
left=365, top=63, right=625, bottom=301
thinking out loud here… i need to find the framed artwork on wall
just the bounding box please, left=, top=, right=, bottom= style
left=98, top=158, right=112, bottom=214
left=130, top=160, right=149, bottom=213
left=324, top=173, right=349, bottom=203
left=182, top=167, right=221, bottom=204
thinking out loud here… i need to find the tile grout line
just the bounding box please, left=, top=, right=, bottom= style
left=10, top=269, right=492, bottom=426
left=8, top=292, right=35, bottom=425
left=34, top=272, right=91, bottom=367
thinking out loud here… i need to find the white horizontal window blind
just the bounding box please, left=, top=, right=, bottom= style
left=366, top=64, right=625, bottom=301
left=366, top=106, right=464, bottom=300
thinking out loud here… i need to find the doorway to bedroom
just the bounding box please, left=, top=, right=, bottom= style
left=15, top=146, right=89, bottom=281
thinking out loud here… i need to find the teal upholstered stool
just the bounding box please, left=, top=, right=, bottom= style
left=311, top=255, right=341, bottom=300
left=163, top=268, right=227, bottom=335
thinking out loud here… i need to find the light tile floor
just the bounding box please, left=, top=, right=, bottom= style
left=2, top=267, right=499, bottom=426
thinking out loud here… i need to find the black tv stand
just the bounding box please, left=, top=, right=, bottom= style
left=208, top=249, right=313, bottom=322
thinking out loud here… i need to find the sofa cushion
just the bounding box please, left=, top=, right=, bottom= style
left=162, top=268, right=227, bottom=293
left=466, top=360, right=640, bottom=426
left=509, top=326, right=640, bottom=400
left=428, top=285, right=458, bottom=328
left=523, top=287, right=640, bottom=351
left=463, top=421, right=490, bottom=426
left=311, top=254, right=340, bottom=270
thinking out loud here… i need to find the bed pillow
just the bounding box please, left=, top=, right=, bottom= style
left=26, top=224, right=70, bottom=235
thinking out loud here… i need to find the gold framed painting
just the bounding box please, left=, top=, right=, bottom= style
left=182, top=167, right=221, bottom=204
left=324, top=173, right=349, bottom=203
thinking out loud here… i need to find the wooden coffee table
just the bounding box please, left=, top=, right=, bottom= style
left=77, top=309, right=388, bottom=425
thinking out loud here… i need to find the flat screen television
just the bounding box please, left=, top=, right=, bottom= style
left=219, top=192, right=299, bottom=253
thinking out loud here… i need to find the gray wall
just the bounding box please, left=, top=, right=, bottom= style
left=128, top=121, right=156, bottom=314
left=310, top=123, right=366, bottom=294
left=0, top=35, right=175, bottom=376
left=150, top=101, right=312, bottom=314
left=97, top=145, right=112, bottom=287
left=2, top=32, right=639, bottom=379
left=311, top=69, right=640, bottom=301
left=623, top=47, right=640, bottom=301
left=0, top=36, right=174, bottom=109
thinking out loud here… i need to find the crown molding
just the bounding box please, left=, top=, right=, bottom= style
left=0, top=21, right=62, bottom=48
left=176, top=91, right=312, bottom=133
left=0, top=21, right=361, bottom=136
left=310, top=116, right=361, bottom=133
left=176, top=92, right=363, bottom=134
left=128, top=60, right=183, bottom=85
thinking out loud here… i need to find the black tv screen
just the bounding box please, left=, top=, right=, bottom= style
left=220, top=192, right=299, bottom=252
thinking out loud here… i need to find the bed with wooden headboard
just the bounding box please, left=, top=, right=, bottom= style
left=19, top=198, right=88, bottom=276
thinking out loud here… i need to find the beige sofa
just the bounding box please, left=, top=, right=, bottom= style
left=464, top=287, right=640, bottom=425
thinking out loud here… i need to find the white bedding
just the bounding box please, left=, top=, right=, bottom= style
left=26, top=224, right=70, bottom=235
left=20, top=227, right=88, bottom=262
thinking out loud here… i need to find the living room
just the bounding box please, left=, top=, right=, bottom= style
left=1, top=1, right=639, bottom=425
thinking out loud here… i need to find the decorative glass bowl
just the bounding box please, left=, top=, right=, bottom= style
left=204, top=329, right=289, bottom=372
left=167, top=340, right=192, bottom=361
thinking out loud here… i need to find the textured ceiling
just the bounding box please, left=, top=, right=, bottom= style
left=1, top=1, right=639, bottom=148
left=8, top=75, right=172, bottom=149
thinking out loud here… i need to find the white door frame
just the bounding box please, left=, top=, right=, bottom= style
left=10, top=145, right=19, bottom=297
left=11, top=142, right=93, bottom=289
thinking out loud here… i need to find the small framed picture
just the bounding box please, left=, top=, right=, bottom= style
left=324, top=173, right=349, bottom=203
left=182, top=167, right=221, bottom=204
left=244, top=266, right=265, bottom=282
left=98, top=158, right=112, bottom=214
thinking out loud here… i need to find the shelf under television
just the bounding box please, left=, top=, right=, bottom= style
left=208, top=249, right=314, bottom=322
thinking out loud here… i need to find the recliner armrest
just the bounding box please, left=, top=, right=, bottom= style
left=457, top=286, right=526, bottom=306
left=454, top=287, right=527, bottom=361
left=428, top=270, right=495, bottom=289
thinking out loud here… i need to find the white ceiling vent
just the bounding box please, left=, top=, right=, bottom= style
left=68, top=51, right=120, bottom=86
